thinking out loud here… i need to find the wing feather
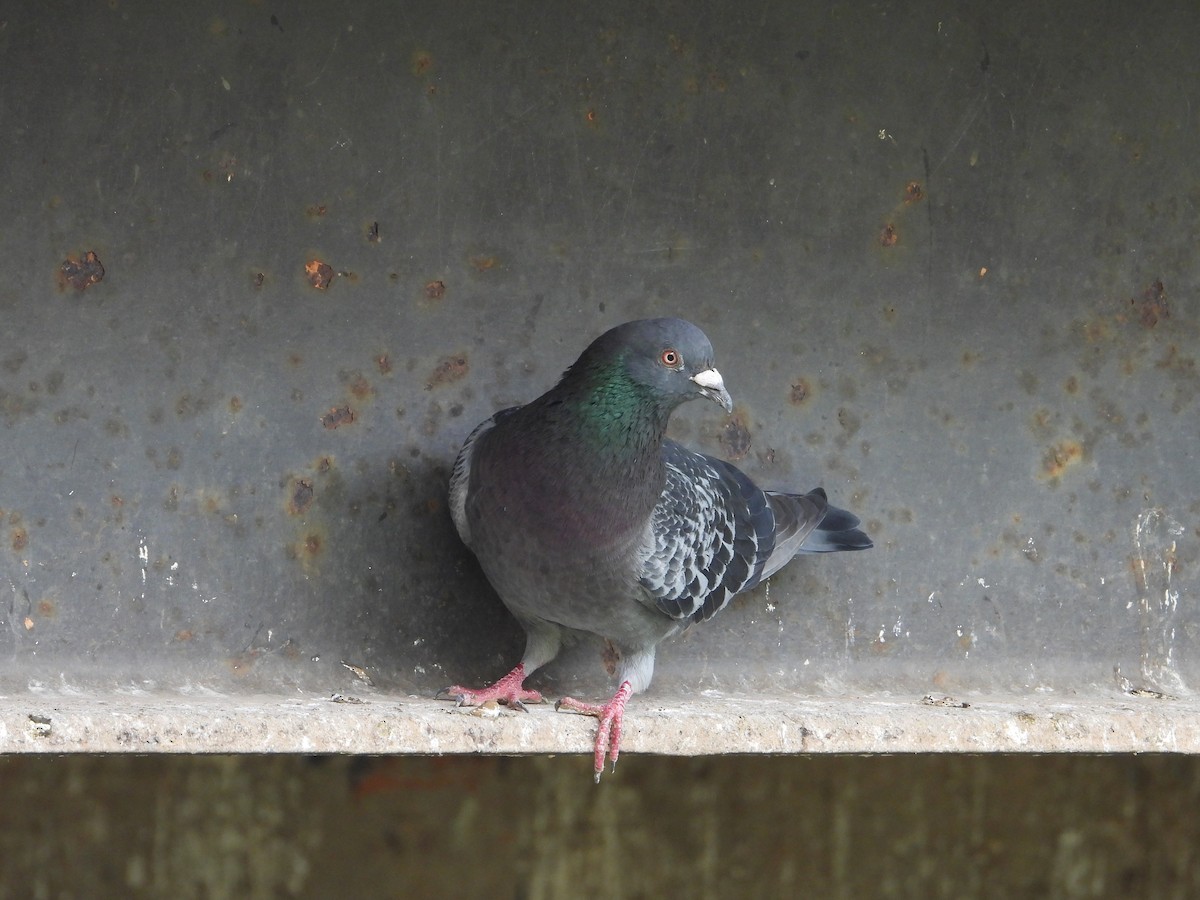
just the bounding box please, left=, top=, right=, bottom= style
left=449, top=407, right=518, bottom=546
left=639, top=441, right=779, bottom=624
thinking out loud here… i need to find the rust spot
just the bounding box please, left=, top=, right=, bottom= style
left=348, top=373, right=373, bottom=401
left=426, top=354, right=469, bottom=389
left=719, top=410, right=752, bottom=460
left=1156, top=344, right=1196, bottom=373
left=229, top=396, right=243, bottom=414
left=879, top=223, right=898, bottom=247
left=315, top=456, right=333, bottom=474
left=903, top=181, right=924, bottom=204
left=424, top=279, right=446, bottom=300
left=305, top=204, right=328, bottom=219
left=305, top=259, right=334, bottom=290
left=789, top=379, right=811, bottom=406
left=377, top=354, right=392, bottom=375
left=1131, top=279, right=1168, bottom=328
left=1041, top=439, right=1085, bottom=480
left=1064, top=376, right=1079, bottom=395
left=36, top=598, right=56, bottom=619
left=469, top=255, right=499, bottom=272
left=321, top=405, right=356, bottom=429
left=288, top=478, right=314, bottom=516
left=585, top=108, right=598, bottom=125
left=174, top=629, right=195, bottom=642
left=1083, top=319, right=1111, bottom=343
left=411, top=50, right=434, bottom=76
left=1029, top=408, right=1055, bottom=439
left=11, top=526, right=28, bottom=552
left=175, top=393, right=205, bottom=418
left=227, top=650, right=261, bottom=677
left=252, top=272, right=265, bottom=289
left=303, top=532, right=322, bottom=556
left=110, top=495, right=124, bottom=508
left=1129, top=555, right=1148, bottom=592
left=58, top=251, right=105, bottom=291
left=836, top=407, right=861, bottom=437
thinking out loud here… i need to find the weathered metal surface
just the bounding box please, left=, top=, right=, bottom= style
left=0, top=2, right=1197, bottom=746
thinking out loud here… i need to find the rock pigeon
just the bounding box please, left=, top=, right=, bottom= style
left=442, top=318, right=871, bottom=780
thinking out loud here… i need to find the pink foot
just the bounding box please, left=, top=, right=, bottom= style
left=556, top=681, right=633, bottom=782
left=437, top=662, right=543, bottom=711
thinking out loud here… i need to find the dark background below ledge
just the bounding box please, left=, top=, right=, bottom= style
left=0, top=754, right=1197, bottom=899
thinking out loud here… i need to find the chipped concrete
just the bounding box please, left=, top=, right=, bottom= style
left=2, top=692, right=1198, bottom=755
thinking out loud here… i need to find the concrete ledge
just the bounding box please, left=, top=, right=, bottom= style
left=1, top=692, right=1197, bottom=755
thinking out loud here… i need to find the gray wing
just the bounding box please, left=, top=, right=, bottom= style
left=449, top=408, right=517, bottom=547
left=639, top=440, right=828, bottom=624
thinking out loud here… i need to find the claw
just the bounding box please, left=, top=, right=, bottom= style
left=435, top=663, right=543, bottom=710
left=556, top=680, right=633, bottom=782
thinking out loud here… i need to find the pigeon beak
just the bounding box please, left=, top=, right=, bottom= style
left=691, top=367, right=733, bottom=413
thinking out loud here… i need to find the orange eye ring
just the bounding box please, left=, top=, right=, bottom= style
left=660, top=348, right=682, bottom=368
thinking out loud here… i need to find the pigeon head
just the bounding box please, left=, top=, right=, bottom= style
left=573, top=318, right=734, bottom=415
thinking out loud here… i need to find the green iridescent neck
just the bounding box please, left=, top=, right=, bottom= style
left=569, top=358, right=667, bottom=451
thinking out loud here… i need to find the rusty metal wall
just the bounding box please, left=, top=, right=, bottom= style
left=1, top=2, right=1197, bottom=704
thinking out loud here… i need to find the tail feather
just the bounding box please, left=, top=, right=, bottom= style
left=800, top=486, right=872, bottom=553
left=798, top=519, right=874, bottom=553
left=766, top=487, right=873, bottom=561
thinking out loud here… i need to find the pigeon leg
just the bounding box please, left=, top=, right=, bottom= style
left=556, top=680, right=633, bottom=782
left=437, top=662, right=543, bottom=710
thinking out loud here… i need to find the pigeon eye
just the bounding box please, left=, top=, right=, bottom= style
left=660, top=349, right=682, bottom=368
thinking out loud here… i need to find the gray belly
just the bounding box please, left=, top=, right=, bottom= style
left=470, top=521, right=677, bottom=652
